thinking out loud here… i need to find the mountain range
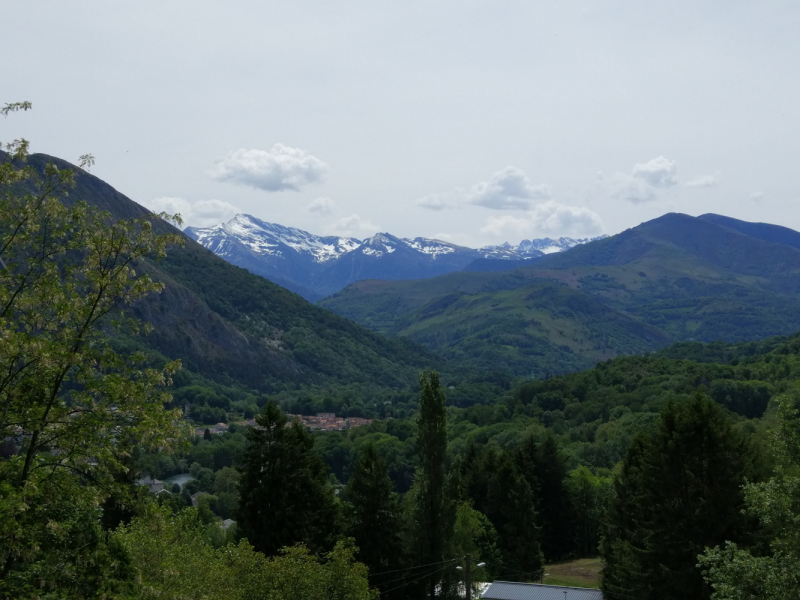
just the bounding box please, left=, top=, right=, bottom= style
left=20, top=151, right=800, bottom=389
left=319, top=212, right=800, bottom=378
left=16, top=153, right=444, bottom=398
left=185, top=214, right=604, bottom=301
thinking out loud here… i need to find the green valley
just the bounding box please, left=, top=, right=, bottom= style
left=17, top=153, right=449, bottom=408
left=320, top=213, right=800, bottom=378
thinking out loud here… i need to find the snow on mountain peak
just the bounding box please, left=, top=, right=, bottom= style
left=188, top=214, right=361, bottom=263
left=360, top=233, right=401, bottom=257
left=403, top=237, right=461, bottom=258
left=519, top=235, right=607, bottom=255
left=188, top=215, right=606, bottom=265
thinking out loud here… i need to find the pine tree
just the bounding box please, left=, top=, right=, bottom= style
left=601, top=393, right=757, bottom=600
left=463, top=443, right=543, bottom=577
left=237, top=400, right=339, bottom=556
left=344, top=441, right=403, bottom=592
left=410, top=371, right=454, bottom=599
left=516, top=435, right=574, bottom=561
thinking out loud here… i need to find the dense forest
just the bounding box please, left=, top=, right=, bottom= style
left=3, top=113, right=800, bottom=600
left=319, top=212, right=800, bottom=378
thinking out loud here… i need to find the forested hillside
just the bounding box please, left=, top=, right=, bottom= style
left=17, top=153, right=448, bottom=400
left=5, top=141, right=800, bottom=599
left=320, top=213, right=800, bottom=378
left=132, top=323, right=800, bottom=598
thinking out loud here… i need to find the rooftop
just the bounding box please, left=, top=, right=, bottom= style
left=482, top=582, right=603, bottom=600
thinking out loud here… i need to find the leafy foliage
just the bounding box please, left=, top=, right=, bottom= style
left=116, top=504, right=376, bottom=600
left=700, top=391, right=800, bottom=599
left=0, top=119, right=187, bottom=595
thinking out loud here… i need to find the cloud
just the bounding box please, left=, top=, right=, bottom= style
left=631, top=156, right=678, bottom=188
left=417, top=166, right=552, bottom=211
left=469, top=167, right=553, bottom=210
left=329, top=214, right=381, bottom=236
left=305, top=197, right=337, bottom=216
left=686, top=174, right=718, bottom=188
left=480, top=201, right=603, bottom=238
left=607, top=156, right=679, bottom=203
left=610, top=175, right=658, bottom=203
left=416, top=192, right=461, bottom=211
left=209, top=144, right=329, bottom=192
left=750, top=191, right=764, bottom=203
left=145, top=196, right=240, bottom=228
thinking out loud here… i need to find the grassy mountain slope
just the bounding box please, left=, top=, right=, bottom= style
left=23, top=153, right=445, bottom=394
left=319, top=213, right=800, bottom=377
left=698, top=213, right=800, bottom=251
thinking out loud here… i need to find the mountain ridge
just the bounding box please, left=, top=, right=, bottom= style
left=16, top=153, right=447, bottom=397
left=319, top=212, right=800, bottom=377
left=185, top=214, right=606, bottom=300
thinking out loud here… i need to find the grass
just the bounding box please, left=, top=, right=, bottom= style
left=542, top=558, right=602, bottom=589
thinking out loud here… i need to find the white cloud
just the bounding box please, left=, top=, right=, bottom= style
left=329, top=213, right=381, bottom=236
left=607, top=156, right=679, bottom=203
left=417, top=166, right=552, bottom=211
left=305, top=197, right=337, bottom=216
left=209, top=144, right=329, bottom=192
left=480, top=201, right=603, bottom=238
left=469, top=167, right=553, bottom=210
left=609, top=174, right=658, bottom=203
left=750, top=191, right=764, bottom=203
left=631, top=156, right=678, bottom=188
left=145, top=197, right=241, bottom=228
left=686, top=174, right=718, bottom=188
left=416, top=192, right=462, bottom=211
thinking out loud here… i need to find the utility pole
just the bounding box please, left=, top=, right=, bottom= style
left=457, top=555, right=485, bottom=599
left=465, top=554, right=472, bottom=600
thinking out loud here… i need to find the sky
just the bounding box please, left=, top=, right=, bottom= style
left=3, top=1, right=799, bottom=247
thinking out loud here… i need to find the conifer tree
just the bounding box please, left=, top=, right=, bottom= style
left=463, top=443, right=543, bottom=577
left=237, top=400, right=339, bottom=556
left=344, top=441, right=403, bottom=592
left=409, top=371, right=454, bottom=599
left=601, top=393, right=756, bottom=600
left=516, top=435, right=574, bottom=561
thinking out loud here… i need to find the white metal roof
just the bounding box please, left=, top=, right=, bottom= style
left=482, top=581, right=603, bottom=600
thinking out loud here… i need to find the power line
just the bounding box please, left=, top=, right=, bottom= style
left=378, top=563, right=453, bottom=596
left=369, top=557, right=462, bottom=578
left=370, top=564, right=448, bottom=590
left=480, top=561, right=544, bottom=582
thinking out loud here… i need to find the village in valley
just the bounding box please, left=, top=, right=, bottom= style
left=194, top=412, right=374, bottom=437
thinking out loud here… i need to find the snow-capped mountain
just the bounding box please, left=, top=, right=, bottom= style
left=188, top=215, right=360, bottom=263
left=520, top=236, right=601, bottom=255
left=185, top=214, right=605, bottom=301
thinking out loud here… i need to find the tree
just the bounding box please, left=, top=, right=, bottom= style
left=237, top=400, right=339, bottom=556
left=408, top=371, right=454, bottom=599
left=566, top=466, right=611, bottom=556
left=601, top=393, right=757, bottom=600
left=700, top=392, right=800, bottom=599
left=0, top=102, right=186, bottom=595
left=447, top=502, right=503, bottom=589
left=463, top=443, right=542, bottom=578
left=116, top=503, right=377, bottom=600
left=516, top=435, right=574, bottom=561
left=343, top=441, right=403, bottom=592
